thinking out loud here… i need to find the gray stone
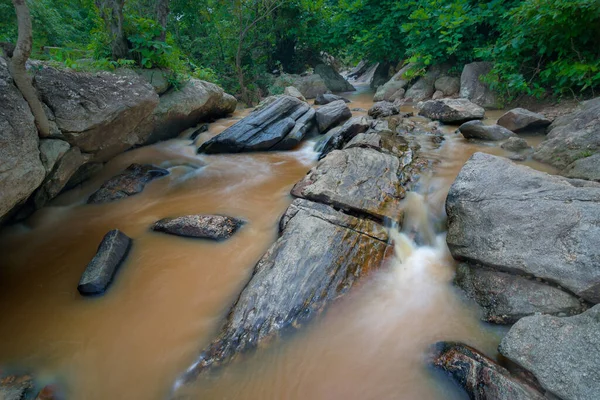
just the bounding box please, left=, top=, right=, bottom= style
left=135, top=68, right=171, bottom=94
left=0, top=57, right=46, bottom=222
left=370, top=62, right=394, bottom=89
left=434, top=76, right=460, bottom=96
left=315, top=100, right=352, bottom=132
left=456, top=263, right=584, bottom=324
left=283, top=86, right=306, bottom=102
left=374, top=81, right=407, bottom=102
left=39, top=139, right=71, bottom=174
left=368, top=101, right=400, bottom=119
left=34, top=66, right=159, bottom=161
left=314, top=63, right=356, bottom=93
left=317, top=116, right=371, bottom=159
left=199, top=96, right=314, bottom=153
left=562, top=153, right=600, bottom=182
left=88, top=163, right=169, bottom=204
left=460, top=61, right=499, bottom=109
left=419, top=98, right=485, bottom=123
left=459, top=120, right=515, bottom=141
left=432, top=90, right=444, bottom=100
left=501, top=137, right=531, bottom=152
left=291, top=145, right=412, bottom=222
left=273, top=74, right=328, bottom=99
left=0, top=374, right=34, bottom=400
left=78, top=229, right=132, bottom=295
left=432, top=342, right=545, bottom=400
left=499, top=305, right=600, bottom=400
left=138, top=78, right=237, bottom=145
left=314, top=93, right=350, bottom=105
left=497, top=108, right=551, bottom=133
left=405, top=69, right=440, bottom=102
left=277, top=107, right=318, bottom=150
left=446, top=153, right=600, bottom=303
left=152, top=215, right=244, bottom=240
left=534, top=97, right=600, bottom=174
left=179, top=199, right=390, bottom=378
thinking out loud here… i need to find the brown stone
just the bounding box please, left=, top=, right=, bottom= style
left=87, top=164, right=169, bottom=204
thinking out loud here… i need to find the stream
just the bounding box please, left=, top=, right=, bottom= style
left=0, top=85, right=556, bottom=399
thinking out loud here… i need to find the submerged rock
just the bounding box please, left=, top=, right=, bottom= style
left=199, top=96, right=314, bottom=153
left=78, top=229, right=132, bottom=295
left=431, top=342, right=545, bottom=400
left=315, top=100, right=352, bottom=132
left=314, top=93, right=350, bottom=105
left=419, top=99, right=484, bottom=123
left=499, top=305, right=600, bottom=400
left=87, top=164, right=169, bottom=204
left=455, top=263, right=584, bottom=324
left=458, top=120, right=515, bottom=141
left=180, top=199, right=390, bottom=379
left=446, top=153, right=600, bottom=303
left=497, top=108, right=551, bottom=133
left=152, top=215, right=244, bottom=241
left=459, top=62, right=499, bottom=109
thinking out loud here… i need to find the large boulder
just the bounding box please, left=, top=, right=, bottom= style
left=314, top=63, right=355, bottom=93
left=315, top=100, right=352, bottom=132
left=455, top=264, right=584, bottom=324
left=152, top=215, right=244, bottom=240
left=137, top=78, right=237, bottom=145
left=458, top=120, right=515, bottom=141
left=404, top=67, right=443, bottom=102
left=432, top=342, right=545, bottom=400
left=370, top=62, right=394, bottom=89
left=499, top=305, right=600, bottom=400
left=372, top=63, right=415, bottom=101
left=447, top=153, right=600, bottom=303
left=497, top=108, right=551, bottom=133
left=434, top=76, right=460, bottom=96
left=78, top=229, right=132, bottom=295
left=460, top=61, right=499, bottom=109
left=314, top=93, right=350, bottom=105
left=534, top=97, right=600, bottom=180
left=562, top=153, right=600, bottom=182
left=0, top=57, right=46, bottom=222
left=419, top=98, right=485, bottom=123
left=135, top=68, right=171, bottom=94
left=273, top=73, right=328, bottom=99
left=178, top=199, right=391, bottom=379
left=199, top=96, right=315, bottom=153
left=87, top=163, right=169, bottom=204
left=34, top=66, right=159, bottom=162
left=283, top=86, right=306, bottom=102
left=317, top=116, right=371, bottom=159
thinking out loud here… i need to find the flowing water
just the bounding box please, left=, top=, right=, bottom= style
left=0, top=85, right=555, bottom=399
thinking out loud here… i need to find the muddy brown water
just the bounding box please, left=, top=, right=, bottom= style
left=0, top=86, right=555, bottom=399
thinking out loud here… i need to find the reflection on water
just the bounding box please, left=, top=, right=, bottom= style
left=0, top=86, right=553, bottom=399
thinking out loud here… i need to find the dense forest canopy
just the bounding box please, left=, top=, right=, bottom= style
left=1, top=0, right=599, bottom=103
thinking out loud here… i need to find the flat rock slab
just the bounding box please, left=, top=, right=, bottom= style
left=455, top=264, right=584, bottom=324
left=419, top=98, right=485, bottom=123
left=292, top=146, right=410, bottom=222
left=459, top=120, right=515, bottom=141
left=315, top=100, right=352, bottom=132
left=499, top=305, right=600, bottom=400
left=181, top=199, right=390, bottom=378
left=447, top=153, right=600, bottom=303
left=431, top=342, right=545, bottom=400
left=78, top=229, right=132, bottom=295
left=199, top=96, right=314, bottom=153
left=497, top=108, right=551, bottom=133
left=152, top=215, right=244, bottom=241
left=87, top=163, right=169, bottom=204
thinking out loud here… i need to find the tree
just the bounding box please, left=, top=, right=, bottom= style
left=2, top=0, right=50, bottom=137
left=94, top=0, right=128, bottom=59
left=155, top=0, right=169, bottom=41
left=233, top=0, right=287, bottom=105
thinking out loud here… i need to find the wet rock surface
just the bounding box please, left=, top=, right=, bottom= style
left=180, top=199, right=391, bottom=379
left=497, top=108, right=551, bottom=133
left=419, top=99, right=485, bottom=123
left=447, top=153, right=600, bottom=303
left=77, top=229, right=132, bottom=295
left=455, top=263, right=584, bottom=324
left=199, top=96, right=314, bottom=153
left=458, top=120, right=515, bottom=141
left=499, top=305, right=600, bottom=400
left=431, top=342, right=545, bottom=400
left=317, top=116, right=371, bottom=159
left=315, top=100, right=352, bottom=132
left=152, top=215, right=244, bottom=241
left=87, top=164, right=169, bottom=204
left=368, top=101, right=400, bottom=119
left=314, top=93, right=350, bottom=105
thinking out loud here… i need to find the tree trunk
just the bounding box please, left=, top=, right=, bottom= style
left=6, top=0, right=50, bottom=137
left=95, top=0, right=128, bottom=60
left=155, top=0, right=169, bottom=41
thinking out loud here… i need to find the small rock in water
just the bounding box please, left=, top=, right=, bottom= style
left=497, top=108, right=551, bottom=133
left=87, top=164, right=169, bottom=204
left=419, top=98, right=485, bottom=123
left=152, top=215, right=244, bottom=241
left=501, top=136, right=531, bottom=152
left=78, top=229, right=132, bottom=296
left=458, top=120, right=515, bottom=141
